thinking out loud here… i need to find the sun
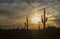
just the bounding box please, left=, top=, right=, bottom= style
left=32, top=16, right=40, bottom=23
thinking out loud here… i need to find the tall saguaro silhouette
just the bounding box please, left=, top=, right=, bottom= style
left=43, top=8, right=48, bottom=30
left=41, top=8, right=48, bottom=30
left=44, top=8, right=46, bottom=30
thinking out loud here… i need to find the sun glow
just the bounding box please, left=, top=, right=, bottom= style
left=32, top=16, right=40, bottom=23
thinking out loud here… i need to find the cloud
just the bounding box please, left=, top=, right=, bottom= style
left=0, top=0, right=60, bottom=29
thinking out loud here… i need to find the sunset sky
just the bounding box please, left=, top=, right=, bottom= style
left=0, top=0, right=60, bottom=29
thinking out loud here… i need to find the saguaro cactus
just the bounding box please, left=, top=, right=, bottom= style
left=24, top=17, right=29, bottom=30
left=41, top=8, right=48, bottom=30
left=41, top=16, right=48, bottom=30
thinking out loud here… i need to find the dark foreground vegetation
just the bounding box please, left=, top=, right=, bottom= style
left=0, top=26, right=60, bottom=39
